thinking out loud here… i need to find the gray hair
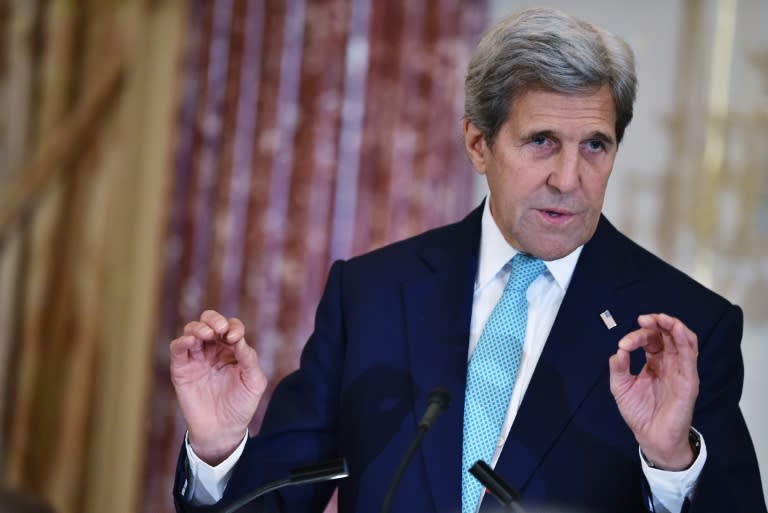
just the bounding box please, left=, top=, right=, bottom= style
left=465, top=7, right=637, bottom=146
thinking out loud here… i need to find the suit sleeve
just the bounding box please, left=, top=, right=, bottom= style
left=686, top=304, right=766, bottom=513
left=173, top=260, right=348, bottom=513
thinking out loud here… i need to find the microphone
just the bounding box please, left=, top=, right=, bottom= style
left=418, top=387, right=451, bottom=429
left=221, top=458, right=349, bottom=513
left=380, top=388, right=451, bottom=513
left=469, top=460, right=526, bottom=513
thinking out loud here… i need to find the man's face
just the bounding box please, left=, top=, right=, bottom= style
left=464, top=86, right=618, bottom=260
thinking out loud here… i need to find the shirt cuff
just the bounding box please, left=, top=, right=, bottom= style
left=184, top=430, right=249, bottom=505
left=640, top=428, right=707, bottom=513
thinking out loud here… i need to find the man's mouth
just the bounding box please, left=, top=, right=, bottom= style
left=541, top=208, right=573, bottom=217
left=537, top=208, right=577, bottom=223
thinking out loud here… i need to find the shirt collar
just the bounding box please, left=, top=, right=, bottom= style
left=476, top=196, right=583, bottom=292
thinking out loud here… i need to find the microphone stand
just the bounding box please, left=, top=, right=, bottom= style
left=220, top=458, right=349, bottom=513
left=379, top=424, right=429, bottom=513
left=380, top=388, right=451, bottom=513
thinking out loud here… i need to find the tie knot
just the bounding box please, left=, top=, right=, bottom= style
left=506, top=253, right=546, bottom=292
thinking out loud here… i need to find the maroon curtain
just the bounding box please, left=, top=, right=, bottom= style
left=142, top=0, right=487, bottom=511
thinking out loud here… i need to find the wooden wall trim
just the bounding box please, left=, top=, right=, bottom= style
left=79, top=2, right=187, bottom=513
left=0, top=55, right=123, bottom=239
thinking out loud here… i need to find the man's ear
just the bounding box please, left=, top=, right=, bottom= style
left=463, top=119, right=490, bottom=175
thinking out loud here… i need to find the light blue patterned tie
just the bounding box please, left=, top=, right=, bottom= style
left=461, top=253, right=546, bottom=513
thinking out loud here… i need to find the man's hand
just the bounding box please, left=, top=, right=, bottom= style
left=609, top=313, right=700, bottom=471
left=170, top=310, right=267, bottom=466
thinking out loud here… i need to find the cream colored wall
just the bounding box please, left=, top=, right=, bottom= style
left=480, top=0, right=768, bottom=495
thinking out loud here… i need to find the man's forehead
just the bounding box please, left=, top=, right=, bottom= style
left=506, top=86, right=617, bottom=132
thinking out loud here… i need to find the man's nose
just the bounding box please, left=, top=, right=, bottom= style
left=546, top=147, right=580, bottom=193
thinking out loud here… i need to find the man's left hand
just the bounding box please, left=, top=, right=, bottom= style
left=609, top=313, right=700, bottom=470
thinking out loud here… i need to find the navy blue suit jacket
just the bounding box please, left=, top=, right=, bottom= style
left=174, top=205, right=765, bottom=513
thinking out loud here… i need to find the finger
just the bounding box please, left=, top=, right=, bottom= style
left=656, top=314, right=698, bottom=353
left=225, top=317, right=246, bottom=344
left=183, top=321, right=216, bottom=340
left=639, top=313, right=698, bottom=358
left=609, top=348, right=632, bottom=396
left=638, top=314, right=695, bottom=344
left=617, top=328, right=664, bottom=354
left=661, top=315, right=699, bottom=380
left=230, top=337, right=267, bottom=392
left=229, top=337, right=257, bottom=371
left=637, top=313, right=671, bottom=337
left=637, top=314, right=681, bottom=356
left=637, top=313, right=660, bottom=330
left=170, top=334, right=199, bottom=362
left=638, top=314, right=701, bottom=390
left=201, top=309, right=230, bottom=336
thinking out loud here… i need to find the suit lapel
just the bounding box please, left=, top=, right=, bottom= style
left=398, top=210, right=641, bottom=512
left=490, top=217, right=641, bottom=502
left=402, top=205, right=483, bottom=513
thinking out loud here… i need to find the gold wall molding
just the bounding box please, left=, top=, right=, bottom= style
left=0, top=1, right=187, bottom=513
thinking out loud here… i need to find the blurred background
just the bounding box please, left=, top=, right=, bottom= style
left=0, top=1, right=764, bottom=512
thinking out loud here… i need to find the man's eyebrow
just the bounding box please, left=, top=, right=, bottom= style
left=521, top=129, right=616, bottom=145
left=589, top=131, right=615, bottom=145
left=522, top=129, right=556, bottom=139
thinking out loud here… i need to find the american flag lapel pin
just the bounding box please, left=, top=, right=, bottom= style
left=600, top=310, right=617, bottom=330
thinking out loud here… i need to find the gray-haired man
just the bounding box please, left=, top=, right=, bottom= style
left=171, top=7, right=766, bottom=513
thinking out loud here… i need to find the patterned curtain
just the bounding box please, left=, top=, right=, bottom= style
left=142, top=0, right=487, bottom=511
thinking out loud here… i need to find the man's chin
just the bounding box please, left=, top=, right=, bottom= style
left=520, top=239, right=583, bottom=261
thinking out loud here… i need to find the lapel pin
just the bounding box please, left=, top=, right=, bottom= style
left=600, top=310, right=617, bottom=330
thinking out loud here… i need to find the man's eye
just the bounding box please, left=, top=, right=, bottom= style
left=586, top=139, right=605, bottom=151
left=531, top=135, right=548, bottom=146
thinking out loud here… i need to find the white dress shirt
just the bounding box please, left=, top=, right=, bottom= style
left=185, top=199, right=705, bottom=512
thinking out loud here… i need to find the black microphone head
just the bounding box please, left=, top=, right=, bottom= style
left=418, top=388, right=451, bottom=430
left=469, top=460, right=521, bottom=507
left=428, top=387, right=450, bottom=410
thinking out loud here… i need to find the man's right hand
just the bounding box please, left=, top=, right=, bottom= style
left=170, top=310, right=267, bottom=466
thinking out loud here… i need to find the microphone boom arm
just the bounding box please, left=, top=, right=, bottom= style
left=221, top=458, right=349, bottom=513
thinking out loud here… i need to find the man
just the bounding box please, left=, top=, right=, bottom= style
left=170, top=7, right=766, bottom=513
